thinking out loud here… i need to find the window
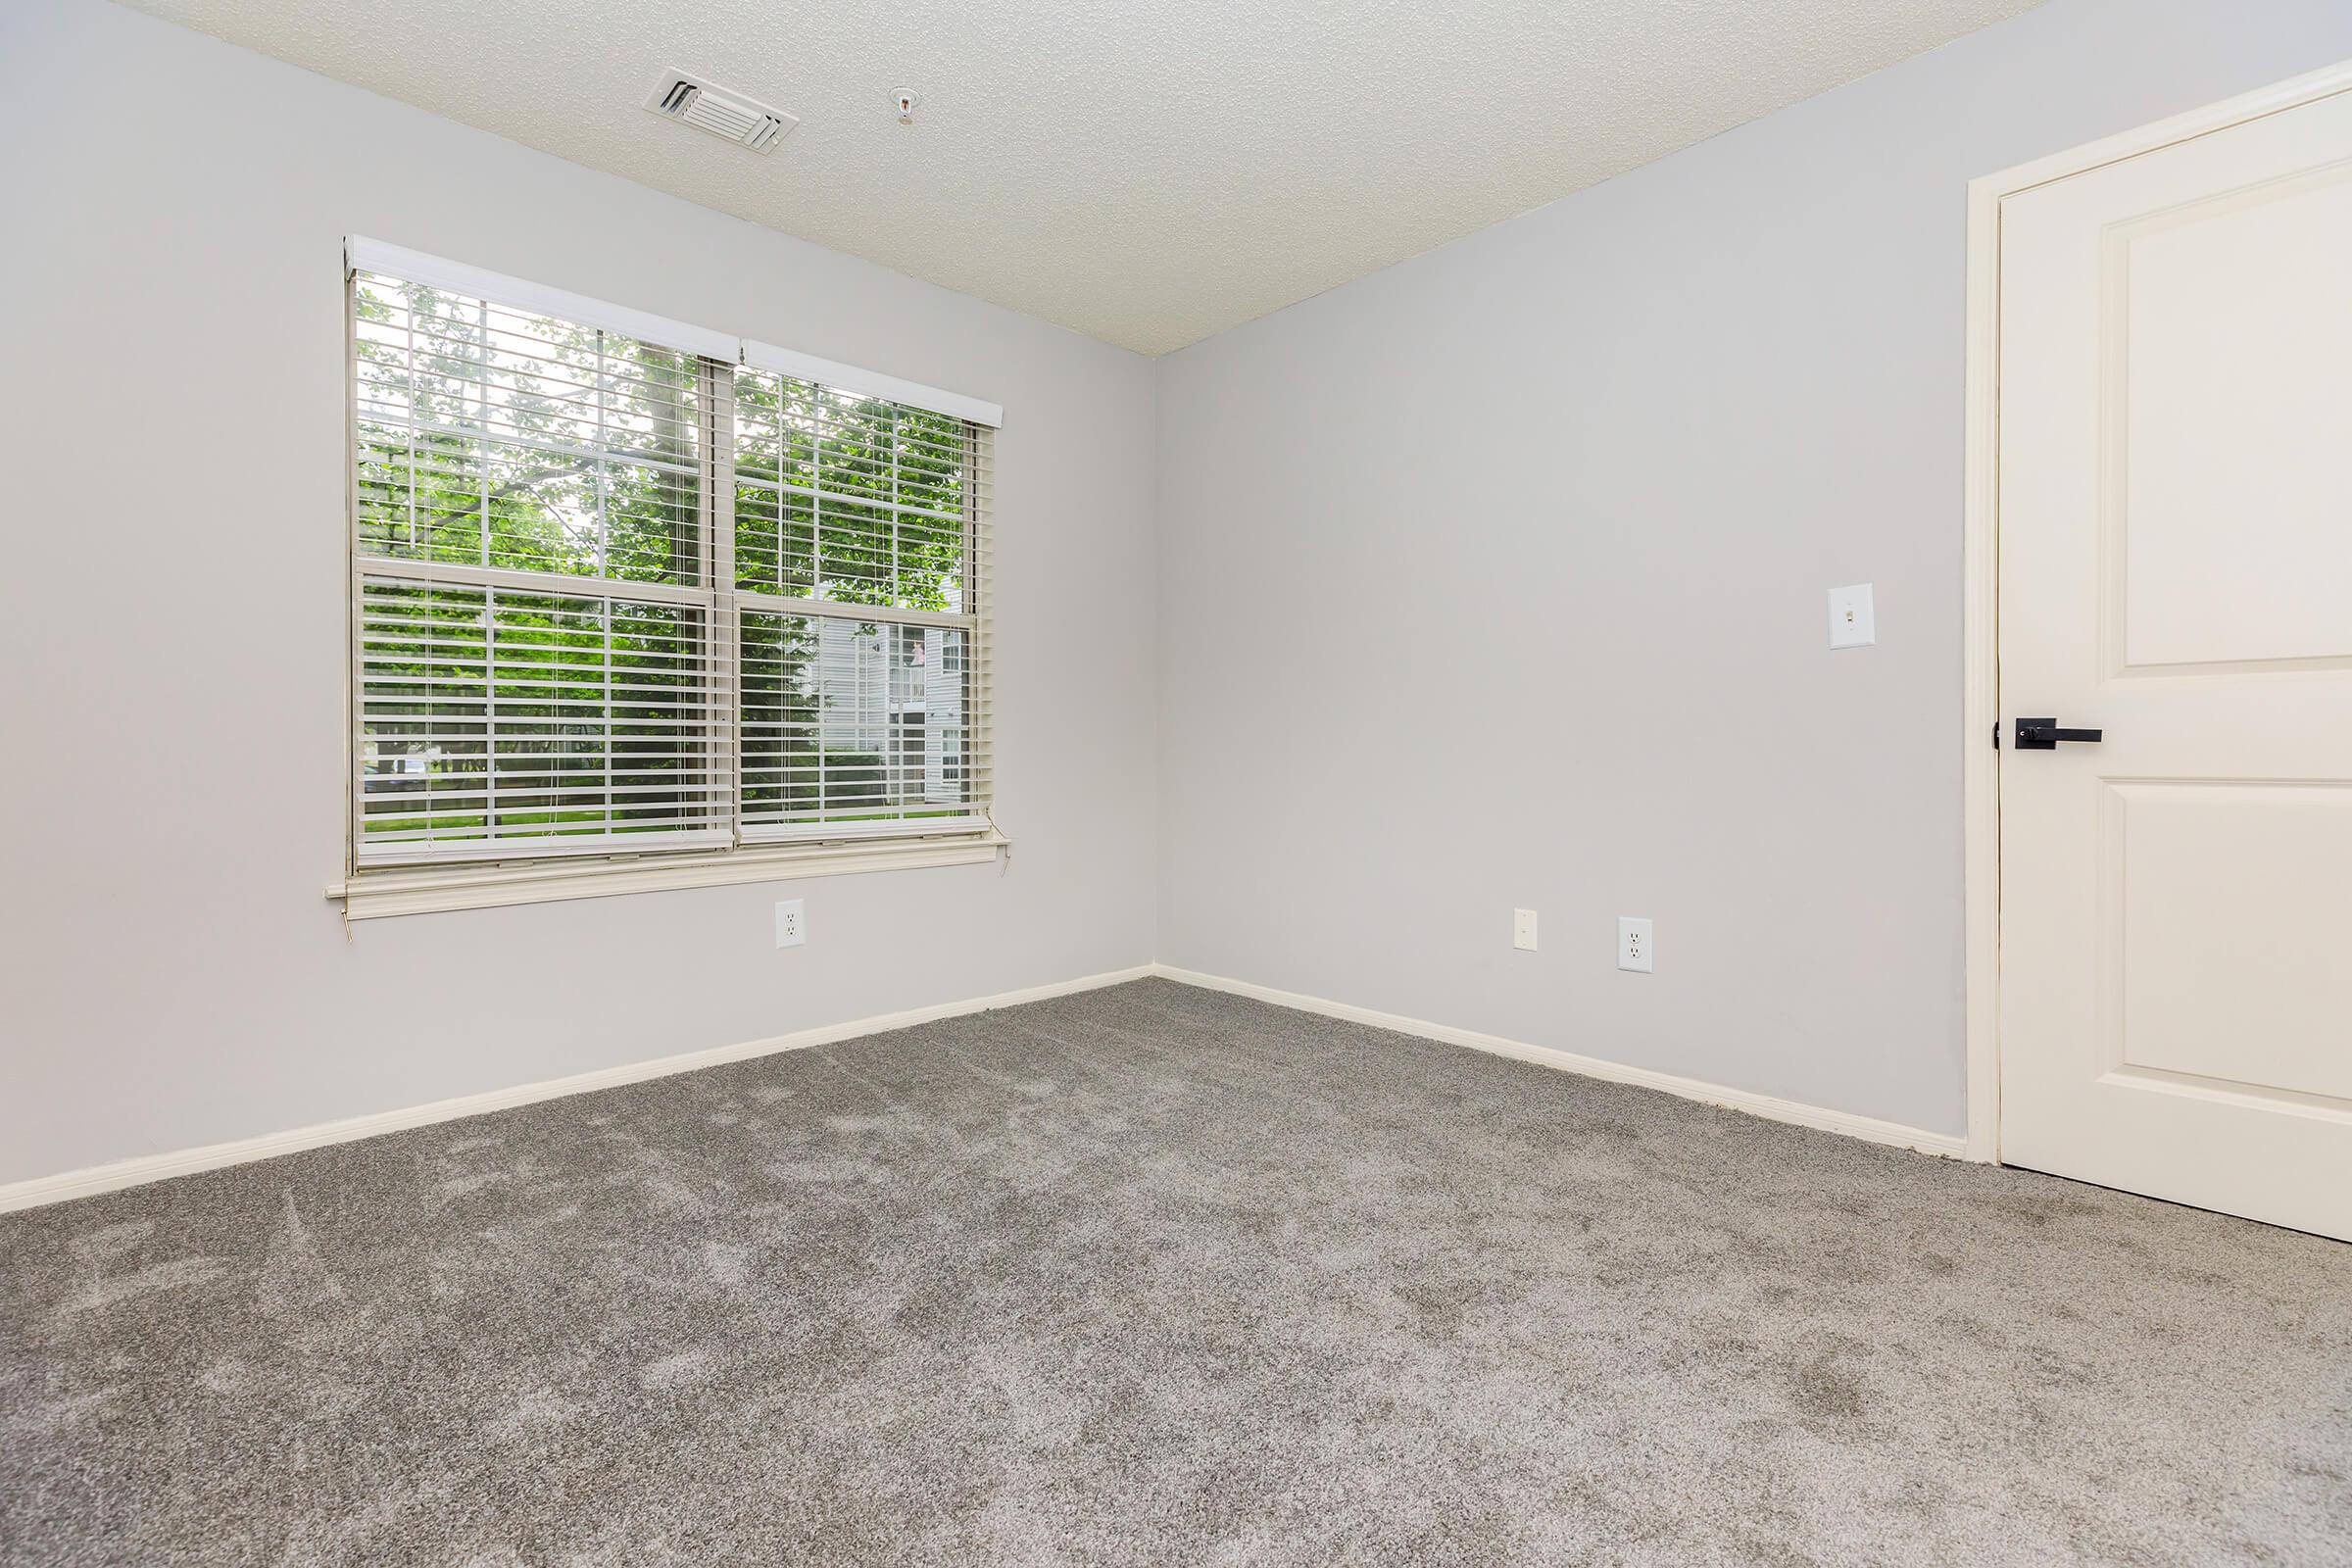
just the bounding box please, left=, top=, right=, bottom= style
left=341, top=241, right=998, bottom=912
left=729, top=364, right=985, bottom=843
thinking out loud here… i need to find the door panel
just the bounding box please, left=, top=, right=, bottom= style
left=2109, top=781, right=2352, bottom=1102
left=1998, top=84, right=2352, bottom=1242
left=2120, top=166, right=2352, bottom=670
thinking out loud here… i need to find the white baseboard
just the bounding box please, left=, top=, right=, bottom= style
left=1149, top=964, right=1970, bottom=1160
left=0, top=964, right=1155, bottom=1215
left=0, top=958, right=1966, bottom=1215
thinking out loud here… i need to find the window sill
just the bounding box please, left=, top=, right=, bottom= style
left=327, top=832, right=1007, bottom=920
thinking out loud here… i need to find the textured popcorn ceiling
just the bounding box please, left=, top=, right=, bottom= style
left=122, top=0, right=2044, bottom=354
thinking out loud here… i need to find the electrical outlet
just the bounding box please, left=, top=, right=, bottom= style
left=1513, top=908, right=1539, bottom=951
left=774, top=899, right=806, bottom=949
left=1617, top=916, right=1653, bottom=973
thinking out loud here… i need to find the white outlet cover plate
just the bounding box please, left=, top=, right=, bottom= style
left=1513, top=908, right=1538, bottom=951
left=1828, top=583, right=1876, bottom=649
left=774, top=899, right=806, bottom=949
left=1618, top=915, right=1653, bottom=973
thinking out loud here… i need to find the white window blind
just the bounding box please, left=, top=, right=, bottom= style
left=348, top=255, right=994, bottom=872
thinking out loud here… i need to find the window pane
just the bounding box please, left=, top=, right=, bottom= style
left=353, top=272, right=703, bottom=588
left=739, top=611, right=971, bottom=834
left=358, top=577, right=720, bottom=859
left=731, top=367, right=968, bottom=612
left=733, top=481, right=814, bottom=600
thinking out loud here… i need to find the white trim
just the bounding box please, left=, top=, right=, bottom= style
left=360, top=829, right=738, bottom=870
left=0, top=958, right=1973, bottom=1215
left=742, top=339, right=1004, bottom=428
left=1967, top=56, right=2352, bottom=206
left=348, top=237, right=741, bottom=363
left=1962, top=172, right=2004, bottom=1165
left=741, top=814, right=995, bottom=847
left=356, top=553, right=712, bottom=609
left=1151, top=965, right=1968, bottom=1159
left=731, top=587, right=978, bottom=631
left=1957, top=55, right=2352, bottom=1168
left=330, top=832, right=1006, bottom=919
left=0, top=964, right=1151, bottom=1215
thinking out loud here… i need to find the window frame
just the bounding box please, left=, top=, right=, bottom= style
left=331, top=240, right=1003, bottom=919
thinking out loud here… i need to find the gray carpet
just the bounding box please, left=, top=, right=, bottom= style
left=3, top=979, right=2348, bottom=1566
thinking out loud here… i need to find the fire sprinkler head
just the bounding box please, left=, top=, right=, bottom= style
left=891, top=88, right=920, bottom=125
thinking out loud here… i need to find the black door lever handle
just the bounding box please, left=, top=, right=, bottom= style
left=2015, top=717, right=2103, bottom=750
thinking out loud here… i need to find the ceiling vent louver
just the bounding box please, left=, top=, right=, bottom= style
left=644, top=71, right=797, bottom=153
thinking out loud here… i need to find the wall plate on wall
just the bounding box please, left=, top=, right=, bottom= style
left=1829, top=583, right=1876, bottom=649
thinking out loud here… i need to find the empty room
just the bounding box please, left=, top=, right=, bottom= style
left=4, top=0, right=2351, bottom=1561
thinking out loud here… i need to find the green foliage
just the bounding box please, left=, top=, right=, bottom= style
left=731, top=367, right=968, bottom=612
left=354, top=278, right=703, bottom=585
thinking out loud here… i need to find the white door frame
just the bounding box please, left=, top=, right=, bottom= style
left=1960, top=57, right=2352, bottom=1164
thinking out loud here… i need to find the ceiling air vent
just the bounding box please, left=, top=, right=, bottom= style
left=644, top=71, right=797, bottom=153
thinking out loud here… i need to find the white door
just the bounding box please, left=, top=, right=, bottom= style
left=1997, top=82, right=2352, bottom=1242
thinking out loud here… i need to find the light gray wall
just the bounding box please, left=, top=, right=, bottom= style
left=0, top=0, right=1157, bottom=1187
left=1154, top=0, right=2352, bottom=1137
left=10, top=0, right=2350, bottom=1190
